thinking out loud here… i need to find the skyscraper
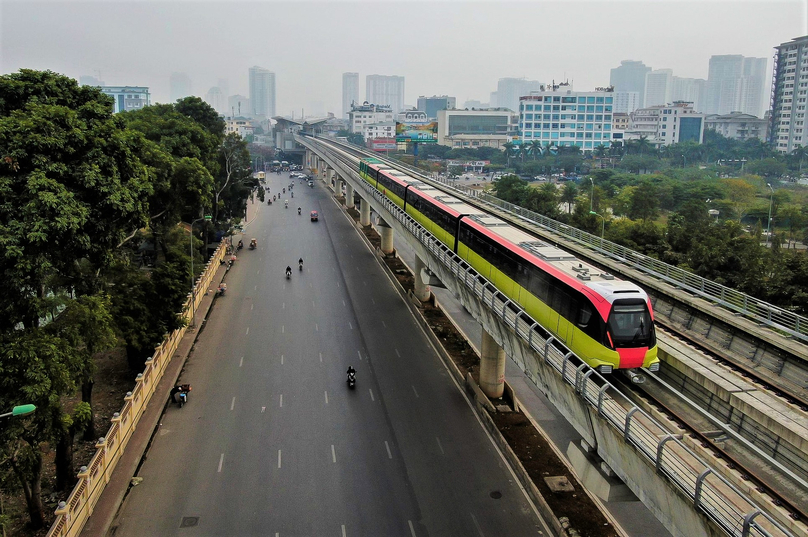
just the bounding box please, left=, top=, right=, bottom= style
left=342, top=72, right=359, bottom=118
left=610, top=60, right=652, bottom=107
left=366, top=75, right=405, bottom=113
left=644, top=69, right=673, bottom=107
left=204, top=87, right=226, bottom=115
left=672, top=77, right=707, bottom=112
left=249, top=66, right=276, bottom=119
left=170, top=72, right=192, bottom=103
left=770, top=35, right=808, bottom=153
left=496, top=78, right=543, bottom=112
left=416, top=95, right=457, bottom=119
left=705, top=55, right=768, bottom=116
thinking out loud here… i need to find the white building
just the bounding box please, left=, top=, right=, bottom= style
left=342, top=72, right=359, bottom=119
left=613, top=91, right=640, bottom=113
left=518, top=86, right=616, bottom=152
left=437, top=108, right=518, bottom=148
left=705, top=112, right=767, bottom=141
left=495, top=78, right=544, bottom=112
left=770, top=35, right=808, bottom=153
left=626, top=102, right=705, bottom=146
left=363, top=122, right=396, bottom=140
left=366, top=75, right=405, bottom=114
left=398, top=109, right=428, bottom=123
left=705, top=55, right=768, bottom=116
left=169, top=72, right=192, bottom=103
left=225, top=117, right=255, bottom=139
left=249, top=66, right=276, bottom=119
left=610, top=60, right=652, bottom=107
left=348, top=102, right=395, bottom=134
left=99, top=86, right=150, bottom=113
left=644, top=69, right=673, bottom=108
left=672, top=77, right=707, bottom=112
left=204, top=87, right=226, bottom=115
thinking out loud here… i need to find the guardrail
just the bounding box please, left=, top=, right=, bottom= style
left=330, top=139, right=808, bottom=345
left=305, top=136, right=794, bottom=537
left=46, top=241, right=227, bottom=537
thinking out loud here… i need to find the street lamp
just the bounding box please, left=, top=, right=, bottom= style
left=190, top=215, right=212, bottom=328
left=766, top=183, right=774, bottom=247
left=589, top=211, right=605, bottom=245
left=0, top=404, right=36, bottom=420
left=589, top=177, right=595, bottom=212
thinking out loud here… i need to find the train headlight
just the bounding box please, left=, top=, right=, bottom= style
left=648, top=362, right=660, bottom=372
left=597, top=365, right=613, bottom=375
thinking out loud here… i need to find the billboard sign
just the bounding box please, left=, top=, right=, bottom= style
left=396, top=121, right=438, bottom=143
left=368, top=138, right=398, bottom=151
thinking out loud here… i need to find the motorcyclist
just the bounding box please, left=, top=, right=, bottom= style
left=286, top=265, right=292, bottom=278
left=298, top=207, right=301, bottom=215
left=298, top=257, right=303, bottom=270
left=347, top=366, right=356, bottom=377
left=285, top=200, right=288, bottom=208
left=237, top=240, right=243, bottom=250
left=291, top=191, right=294, bottom=198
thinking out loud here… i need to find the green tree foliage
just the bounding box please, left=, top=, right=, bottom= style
left=629, top=181, right=659, bottom=221
left=492, top=174, right=527, bottom=203
left=524, top=183, right=561, bottom=219
left=174, top=96, right=226, bottom=141
left=215, top=133, right=255, bottom=224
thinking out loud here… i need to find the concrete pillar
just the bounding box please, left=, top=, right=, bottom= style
left=413, top=256, right=432, bottom=302
left=336, top=178, right=344, bottom=199
left=480, top=329, right=506, bottom=399
left=359, top=197, right=371, bottom=226
left=346, top=183, right=355, bottom=208
left=378, top=219, right=394, bottom=254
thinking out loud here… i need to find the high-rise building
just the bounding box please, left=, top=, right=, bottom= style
left=496, top=78, right=544, bottom=112
left=342, top=72, right=360, bottom=119
left=217, top=79, right=230, bottom=102
left=627, top=102, right=704, bottom=147
left=366, top=75, right=405, bottom=114
left=672, top=77, right=707, bottom=112
left=248, top=66, right=276, bottom=119
left=347, top=102, right=395, bottom=134
left=705, top=55, right=768, bottom=116
left=170, top=72, right=192, bottom=103
left=416, top=95, right=457, bottom=119
left=99, top=86, right=151, bottom=114
left=463, top=100, right=488, bottom=109
left=228, top=94, right=250, bottom=117
left=770, top=35, right=808, bottom=153
left=644, top=69, right=673, bottom=108
left=613, top=91, right=640, bottom=114
left=518, top=86, right=617, bottom=151
left=204, top=87, right=226, bottom=115
left=79, top=75, right=105, bottom=87
left=610, top=60, right=652, bottom=107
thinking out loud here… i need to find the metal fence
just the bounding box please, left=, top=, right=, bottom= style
left=343, top=141, right=807, bottom=345
left=304, top=136, right=795, bottom=537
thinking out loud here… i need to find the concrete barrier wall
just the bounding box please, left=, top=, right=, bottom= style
left=46, top=242, right=226, bottom=537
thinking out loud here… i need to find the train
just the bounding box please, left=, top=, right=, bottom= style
left=358, top=156, right=658, bottom=374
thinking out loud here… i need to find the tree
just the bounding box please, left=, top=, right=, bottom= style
left=492, top=174, right=527, bottom=203
left=629, top=181, right=659, bottom=221
left=746, top=158, right=787, bottom=178
left=530, top=140, right=544, bottom=160
left=215, top=133, right=255, bottom=225
left=0, top=70, right=151, bottom=331
left=720, top=178, right=757, bottom=222
left=502, top=142, right=516, bottom=167
left=524, top=182, right=561, bottom=219
left=174, top=96, right=226, bottom=142
left=560, top=182, right=578, bottom=214
left=789, top=145, right=808, bottom=173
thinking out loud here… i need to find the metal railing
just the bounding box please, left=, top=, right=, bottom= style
left=302, top=135, right=795, bottom=537
left=331, top=139, right=807, bottom=345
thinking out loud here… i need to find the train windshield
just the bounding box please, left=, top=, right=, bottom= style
left=606, top=299, right=654, bottom=348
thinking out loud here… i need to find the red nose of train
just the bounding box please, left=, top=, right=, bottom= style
left=617, top=347, right=648, bottom=369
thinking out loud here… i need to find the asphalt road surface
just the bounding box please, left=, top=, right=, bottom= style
left=112, top=172, right=549, bottom=537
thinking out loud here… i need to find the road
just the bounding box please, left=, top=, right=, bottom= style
left=112, top=171, right=549, bottom=536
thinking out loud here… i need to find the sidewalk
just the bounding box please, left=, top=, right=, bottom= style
left=80, top=199, right=260, bottom=537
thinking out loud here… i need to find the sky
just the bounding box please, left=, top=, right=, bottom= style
left=1, top=0, right=806, bottom=117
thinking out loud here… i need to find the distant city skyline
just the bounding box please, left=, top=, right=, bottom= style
left=3, top=1, right=804, bottom=117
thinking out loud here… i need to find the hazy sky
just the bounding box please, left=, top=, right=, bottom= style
left=2, top=0, right=806, bottom=117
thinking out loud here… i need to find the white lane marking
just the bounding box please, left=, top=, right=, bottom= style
left=309, top=283, right=312, bottom=288
left=279, top=394, right=283, bottom=407
left=239, top=356, right=243, bottom=367
left=218, top=453, right=224, bottom=473
left=331, top=444, right=336, bottom=463
left=337, top=282, right=340, bottom=287
left=245, top=327, right=250, bottom=335
left=257, top=270, right=260, bottom=275
left=369, top=389, right=375, bottom=401
left=395, top=348, right=401, bottom=358
left=348, top=322, right=353, bottom=329
left=277, top=450, right=282, bottom=469
left=342, top=300, right=345, bottom=306
left=382, top=320, right=386, bottom=328
left=319, top=352, right=323, bottom=362
left=385, top=441, right=392, bottom=459
left=412, top=385, right=419, bottom=398
left=230, top=397, right=235, bottom=411
left=315, top=323, right=319, bottom=332
left=436, top=437, right=445, bottom=455
left=281, top=355, right=284, bottom=365
left=282, top=325, right=285, bottom=333
left=254, top=285, right=257, bottom=291
left=341, top=525, right=346, bottom=537
left=324, top=391, right=329, bottom=405
left=351, top=254, right=354, bottom=258
left=357, top=350, right=362, bottom=361
left=470, top=513, right=484, bottom=537
left=409, top=520, right=417, bottom=537
left=262, top=406, right=266, bottom=413
left=371, top=298, right=375, bottom=305
left=251, top=303, right=254, bottom=311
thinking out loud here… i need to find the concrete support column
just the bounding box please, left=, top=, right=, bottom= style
left=479, top=329, right=506, bottom=399
left=378, top=219, right=394, bottom=254
left=359, top=197, right=371, bottom=226
left=413, top=256, right=432, bottom=302
left=336, top=178, right=344, bottom=199
left=346, top=183, right=355, bottom=208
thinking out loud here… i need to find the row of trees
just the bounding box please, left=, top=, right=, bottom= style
left=0, top=70, right=254, bottom=530
left=492, top=170, right=808, bottom=315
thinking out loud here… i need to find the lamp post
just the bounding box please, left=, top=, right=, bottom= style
left=0, top=404, right=36, bottom=420
left=590, top=211, right=605, bottom=246
left=589, top=177, right=595, bottom=212
left=189, top=215, right=212, bottom=328
left=766, top=183, right=774, bottom=247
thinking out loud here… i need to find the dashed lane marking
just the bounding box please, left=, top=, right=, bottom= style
left=278, top=450, right=282, bottom=469
left=385, top=441, right=392, bottom=459
left=324, top=391, right=329, bottom=405
left=331, top=444, right=336, bottom=463
left=369, top=389, right=375, bottom=402
left=436, top=437, right=444, bottom=455
left=245, top=327, right=250, bottom=335
left=218, top=453, right=224, bottom=473
left=412, top=386, right=419, bottom=398
left=395, top=348, right=401, bottom=358
left=230, top=397, right=235, bottom=411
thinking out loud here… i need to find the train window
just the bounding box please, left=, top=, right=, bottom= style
left=577, top=304, right=592, bottom=328
left=607, top=300, right=654, bottom=348
left=527, top=267, right=550, bottom=303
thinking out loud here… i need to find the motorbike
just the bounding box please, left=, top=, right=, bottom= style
left=298, top=208, right=301, bottom=215
left=286, top=268, right=292, bottom=279
left=347, top=371, right=356, bottom=390
left=285, top=200, right=288, bottom=208
left=217, top=283, right=227, bottom=296
left=299, top=260, right=303, bottom=271
left=171, top=384, right=192, bottom=408
left=237, top=241, right=243, bottom=251
left=268, top=199, right=272, bottom=205
left=291, top=191, right=294, bottom=198
left=249, top=238, right=257, bottom=250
